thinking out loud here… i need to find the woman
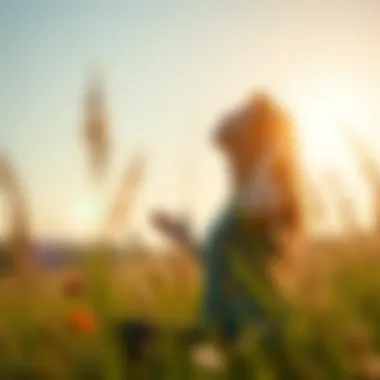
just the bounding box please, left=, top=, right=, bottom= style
left=152, top=92, right=303, bottom=375
left=204, top=92, right=302, bottom=341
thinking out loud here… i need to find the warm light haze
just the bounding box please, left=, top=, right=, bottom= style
left=0, top=1, right=379, bottom=241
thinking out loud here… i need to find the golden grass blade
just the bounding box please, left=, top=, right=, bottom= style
left=0, top=154, right=38, bottom=297
left=83, top=70, right=110, bottom=183
left=325, top=170, right=359, bottom=235
left=344, top=128, right=380, bottom=185
left=103, top=153, right=146, bottom=237
left=344, top=128, right=380, bottom=234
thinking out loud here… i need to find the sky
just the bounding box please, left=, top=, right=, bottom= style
left=0, top=0, right=379, bottom=241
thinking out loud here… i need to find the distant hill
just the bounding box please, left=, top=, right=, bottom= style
left=0, top=240, right=132, bottom=274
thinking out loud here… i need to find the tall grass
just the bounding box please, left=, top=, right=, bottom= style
left=1, top=82, right=380, bottom=378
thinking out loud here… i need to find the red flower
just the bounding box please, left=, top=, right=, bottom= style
left=67, top=306, right=98, bottom=335
left=63, top=274, right=85, bottom=298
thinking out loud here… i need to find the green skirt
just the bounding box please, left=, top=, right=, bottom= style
left=201, top=205, right=280, bottom=341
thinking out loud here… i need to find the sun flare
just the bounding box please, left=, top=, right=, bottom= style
left=295, top=83, right=372, bottom=175
left=68, top=193, right=103, bottom=240
left=293, top=82, right=375, bottom=232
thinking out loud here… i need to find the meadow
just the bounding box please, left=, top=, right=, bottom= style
left=1, top=82, right=380, bottom=379
left=3, top=227, right=380, bottom=379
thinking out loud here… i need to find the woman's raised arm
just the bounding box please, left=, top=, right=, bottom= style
left=150, top=210, right=201, bottom=259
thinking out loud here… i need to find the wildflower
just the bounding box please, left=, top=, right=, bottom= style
left=191, top=343, right=226, bottom=371
left=63, top=273, right=85, bottom=298
left=67, top=306, right=98, bottom=335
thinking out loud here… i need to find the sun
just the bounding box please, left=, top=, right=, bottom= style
left=67, top=192, right=103, bottom=241
left=292, top=81, right=375, bottom=232
left=294, top=83, right=371, bottom=176
left=76, top=195, right=101, bottom=223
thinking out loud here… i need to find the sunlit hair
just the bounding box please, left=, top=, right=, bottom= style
left=215, top=90, right=303, bottom=233
left=215, top=91, right=300, bottom=181
left=246, top=91, right=298, bottom=156
left=215, top=92, right=297, bottom=159
left=251, top=91, right=302, bottom=219
left=245, top=92, right=304, bottom=292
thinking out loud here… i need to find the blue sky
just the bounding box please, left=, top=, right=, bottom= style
left=0, top=0, right=379, bottom=240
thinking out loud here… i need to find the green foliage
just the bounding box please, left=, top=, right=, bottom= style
left=1, top=247, right=380, bottom=379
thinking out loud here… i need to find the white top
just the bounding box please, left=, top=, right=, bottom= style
left=237, top=148, right=285, bottom=214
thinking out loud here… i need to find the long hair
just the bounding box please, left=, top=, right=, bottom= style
left=216, top=92, right=301, bottom=215
left=215, top=91, right=304, bottom=247
left=245, top=93, right=304, bottom=294
left=252, top=92, right=303, bottom=229
left=213, top=92, right=304, bottom=297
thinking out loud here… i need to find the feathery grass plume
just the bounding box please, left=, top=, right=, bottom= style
left=325, top=170, right=360, bottom=236
left=344, top=128, right=380, bottom=183
left=344, top=128, right=380, bottom=234
left=0, top=154, right=37, bottom=295
left=151, top=211, right=199, bottom=256
left=0, top=154, right=47, bottom=377
left=103, top=153, right=146, bottom=238
left=83, top=144, right=143, bottom=377
left=83, top=69, right=110, bottom=184
left=302, top=175, right=327, bottom=232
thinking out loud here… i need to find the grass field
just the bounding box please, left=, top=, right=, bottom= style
left=1, top=81, right=380, bottom=378
left=0, top=236, right=380, bottom=379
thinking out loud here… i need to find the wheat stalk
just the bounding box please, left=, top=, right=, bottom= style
left=0, top=154, right=38, bottom=299
left=344, top=128, right=380, bottom=235
left=325, top=170, right=360, bottom=235
left=102, top=153, right=146, bottom=239
left=83, top=70, right=110, bottom=184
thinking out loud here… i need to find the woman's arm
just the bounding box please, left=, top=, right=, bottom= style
left=150, top=211, right=201, bottom=259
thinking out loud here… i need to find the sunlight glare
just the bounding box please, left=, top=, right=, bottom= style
left=293, top=81, right=374, bottom=232
left=69, top=192, right=103, bottom=241
left=295, top=84, right=370, bottom=175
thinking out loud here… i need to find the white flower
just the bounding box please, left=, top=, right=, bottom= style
left=191, top=343, right=226, bottom=371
